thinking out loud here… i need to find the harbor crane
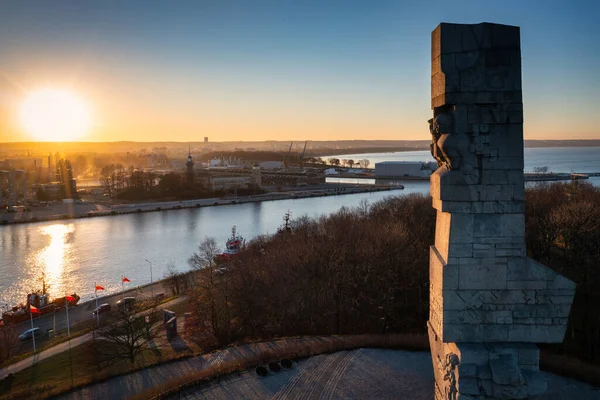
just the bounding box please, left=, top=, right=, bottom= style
left=300, top=141, right=308, bottom=170
left=284, top=141, right=294, bottom=169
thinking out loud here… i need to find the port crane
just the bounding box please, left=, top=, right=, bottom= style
left=299, top=141, right=308, bottom=170
left=284, top=141, right=294, bottom=169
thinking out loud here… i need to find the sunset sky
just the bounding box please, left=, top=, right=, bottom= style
left=0, top=0, right=597, bottom=142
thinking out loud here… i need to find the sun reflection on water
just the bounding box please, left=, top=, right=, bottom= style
left=35, top=224, right=75, bottom=298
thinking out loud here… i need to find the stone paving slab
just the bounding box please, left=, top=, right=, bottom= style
left=182, top=349, right=600, bottom=400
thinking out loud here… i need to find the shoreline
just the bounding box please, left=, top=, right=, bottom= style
left=0, top=185, right=403, bottom=227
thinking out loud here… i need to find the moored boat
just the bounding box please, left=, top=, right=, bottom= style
left=1, top=274, right=80, bottom=324
left=221, top=225, right=245, bottom=258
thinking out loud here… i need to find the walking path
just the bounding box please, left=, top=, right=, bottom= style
left=55, top=334, right=600, bottom=400
left=182, top=349, right=600, bottom=400
left=0, top=296, right=187, bottom=380
left=58, top=335, right=406, bottom=400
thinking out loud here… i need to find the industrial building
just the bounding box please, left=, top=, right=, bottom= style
left=258, top=161, right=284, bottom=170
left=210, top=176, right=252, bottom=191
left=374, top=161, right=436, bottom=180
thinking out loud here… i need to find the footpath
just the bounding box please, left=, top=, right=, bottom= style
left=0, top=296, right=187, bottom=381
left=57, top=334, right=422, bottom=400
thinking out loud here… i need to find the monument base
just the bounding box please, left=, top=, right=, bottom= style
left=428, top=323, right=546, bottom=400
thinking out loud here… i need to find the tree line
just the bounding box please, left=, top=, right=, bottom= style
left=187, top=194, right=433, bottom=348
left=326, top=158, right=370, bottom=168
left=185, top=182, right=600, bottom=365
left=524, top=182, right=600, bottom=362
left=98, top=165, right=210, bottom=201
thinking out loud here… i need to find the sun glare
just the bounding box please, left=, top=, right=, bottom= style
left=19, top=88, right=92, bottom=141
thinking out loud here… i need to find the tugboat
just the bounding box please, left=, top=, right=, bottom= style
left=222, top=225, right=245, bottom=256
left=1, top=273, right=80, bottom=324
left=278, top=211, right=292, bottom=233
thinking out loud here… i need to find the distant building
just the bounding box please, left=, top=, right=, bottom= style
left=210, top=159, right=224, bottom=167
left=210, top=176, right=251, bottom=191
left=251, top=167, right=262, bottom=188
left=209, top=158, right=245, bottom=169
left=56, top=159, right=77, bottom=198
left=204, top=137, right=208, bottom=144
left=1, top=158, right=43, bottom=170
left=259, top=161, right=284, bottom=170
left=374, top=161, right=436, bottom=179
left=36, top=182, right=66, bottom=200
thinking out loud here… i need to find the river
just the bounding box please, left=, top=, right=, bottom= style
left=1, top=146, right=598, bottom=307
left=0, top=186, right=427, bottom=306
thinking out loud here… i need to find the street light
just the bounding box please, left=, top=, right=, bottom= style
left=145, top=259, right=153, bottom=298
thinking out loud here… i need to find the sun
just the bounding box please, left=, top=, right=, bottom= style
left=19, top=88, right=92, bottom=141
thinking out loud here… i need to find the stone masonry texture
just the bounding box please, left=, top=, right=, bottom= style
left=427, top=22, right=575, bottom=400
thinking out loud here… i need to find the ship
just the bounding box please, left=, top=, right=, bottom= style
left=278, top=211, right=292, bottom=233
left=1, top=273, right=80, bottom=325
left=221, top=225, right=245, bottom=258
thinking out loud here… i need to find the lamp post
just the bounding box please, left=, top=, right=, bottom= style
left=145, top=259, right=153, bottom=298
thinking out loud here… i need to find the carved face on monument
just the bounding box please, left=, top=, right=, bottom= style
left=433, top=113, right=453, bottom=136
left=429, top=110, right=455, bottom=168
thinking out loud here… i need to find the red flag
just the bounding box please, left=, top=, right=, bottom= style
left=95, top=285, right=104, bottom=291
left=122, top=276, right=131, bottom=283
left=66, top=295, right=76, bottom=303
left=30, top=305, right=41, bottom=314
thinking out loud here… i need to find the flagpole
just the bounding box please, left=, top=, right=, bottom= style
left=122, top=275, right=124, bottom=299
left=66, top=296, right=71, bottom=338
left=30, top=307, right=36, bottom=352
left=95, top=283, right=99, bottom=327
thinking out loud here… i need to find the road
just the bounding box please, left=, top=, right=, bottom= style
left=4, top=279, right=175, bottom=356
left=0, top=295, right=187, bottom=380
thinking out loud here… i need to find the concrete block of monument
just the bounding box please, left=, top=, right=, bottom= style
left=426, top=22, right=575, bottom=400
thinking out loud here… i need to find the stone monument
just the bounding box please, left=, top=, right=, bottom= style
left=427, top=22, right=575, bottom=400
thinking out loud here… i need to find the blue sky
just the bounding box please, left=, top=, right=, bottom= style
left=0, top=0, right=598, bottom=142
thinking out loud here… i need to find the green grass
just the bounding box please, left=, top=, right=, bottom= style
left=0, top=298, right=193, bottom=400
left=0, top=337, right=198, bottom=400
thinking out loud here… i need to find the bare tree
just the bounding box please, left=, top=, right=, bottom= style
left=189, top=237, right=220, bottom=271
left=162, top=263, right=183, bottom=295
left=95, top=304, right=162, bottom=367
left=0, top=324, right=18, bottom=364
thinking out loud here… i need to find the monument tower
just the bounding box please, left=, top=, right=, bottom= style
left=427, top=23, right=575, bottom=399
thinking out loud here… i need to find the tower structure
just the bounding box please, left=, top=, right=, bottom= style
left=186, top=146, right=195, bottom=185
left=427, top=22, right=575, bottom=399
